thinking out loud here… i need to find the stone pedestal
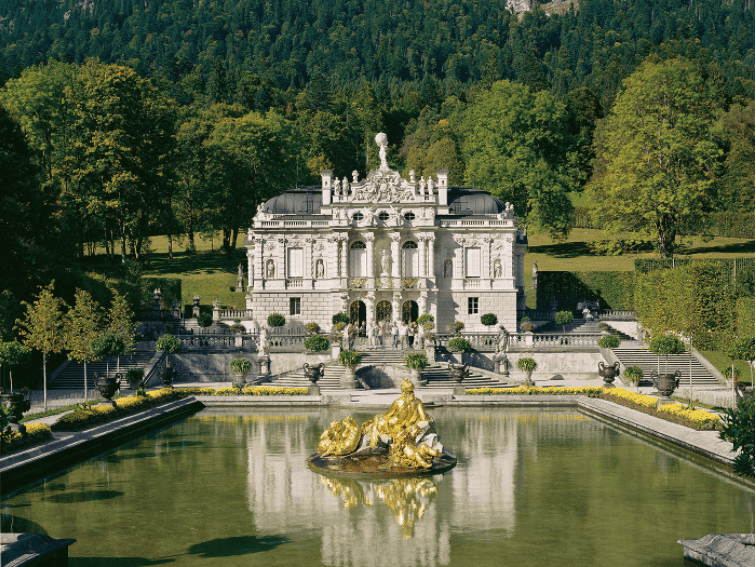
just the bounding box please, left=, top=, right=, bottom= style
left=258, top=354, right=271, bottom=377
left=453, top=385, right=466, bottom=396
left=340, top=366, right=357, bottom=389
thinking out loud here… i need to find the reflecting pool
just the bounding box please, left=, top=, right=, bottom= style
left=2, top=407, right=753, bottom=566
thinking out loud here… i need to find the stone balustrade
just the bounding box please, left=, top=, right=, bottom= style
left=598, top=310, right=637, bottom=321
left=217, top=309, right=254, bottom=320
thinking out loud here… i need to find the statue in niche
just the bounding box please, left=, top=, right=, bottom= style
left=375, top=132, right=389, bottom=170
left=493, top=259, right=502, bottom=278
left=266, top=259, right=275, bottom=279
left=443, top=259, right=453, bottom=279
left=380, top=250, right=391, bottom=277
left=315, top=259, right=325, bottom=279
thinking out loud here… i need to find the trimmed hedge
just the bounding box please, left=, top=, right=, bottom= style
left=536, top=271, right=636, bottom=310
left=737, top=297, right=755, bottom=337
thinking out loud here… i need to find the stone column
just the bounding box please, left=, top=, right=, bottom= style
left=246, top=249, right=254, bottom=291
left=305, top=238, right=314, bottom=288
left=418, top=236, right=427, bottom=280
left=390, top=234, right=401, bottom=288
left=254, top=238, right=264, bottom=289
left=453, top=235, right=464, bottom=288
left=365, top=233, right=375, bottom=289
left=483, top=237, right=492, bottom=289
left=428, top=235, right=436, bottom=284
left=392, top=293, right=402, bottom=324
left=340, top=236, right=348, bottom=284
left=504, top=235, right=515, bottom=289
left=365, top=293, right=375, bottom=329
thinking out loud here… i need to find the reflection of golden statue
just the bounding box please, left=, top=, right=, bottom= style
left=320, top=476, right=371, bottom=510
left=362, top=379, right=433, bottom=448
left=318, top=416, right=361, bottom=457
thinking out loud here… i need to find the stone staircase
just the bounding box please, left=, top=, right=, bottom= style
left=256, top=347, right=512, bottom=390
left=50, top=351, right=158, bottom=390
left=538, top=319, right=633, bottom=340
left=611, top=346, right=724, bottom=388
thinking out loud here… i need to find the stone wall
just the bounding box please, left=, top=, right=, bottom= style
left=169, top=352, right=331, bottom=382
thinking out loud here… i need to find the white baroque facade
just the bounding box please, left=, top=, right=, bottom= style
left=244, top=134, right=526, bottom=333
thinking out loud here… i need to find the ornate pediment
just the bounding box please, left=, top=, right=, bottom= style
left=350, top=168, right=419, bottom=204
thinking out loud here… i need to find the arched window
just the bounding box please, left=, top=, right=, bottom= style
left=402, top=241, right=418, bottom=277
left=350, top=241, right=366, bottom=277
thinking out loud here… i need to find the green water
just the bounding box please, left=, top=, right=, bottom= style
left=2, top=407, right=753, bottom=566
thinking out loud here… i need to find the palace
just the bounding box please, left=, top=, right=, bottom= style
left=244, top=133, right=526, bottom=333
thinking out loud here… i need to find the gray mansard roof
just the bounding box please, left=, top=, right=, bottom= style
left=261, top=186, right=506, bottom=216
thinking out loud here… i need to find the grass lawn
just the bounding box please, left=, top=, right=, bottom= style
left=699, top=350, right=754, bottom=386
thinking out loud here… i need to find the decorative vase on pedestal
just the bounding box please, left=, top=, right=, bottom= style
left=0, top=387, right=31, bottom=433
left=95, top=373, right=121, bottom=407
left=598, top=361, right=621, bottom=387
left=651, top=370, right=681, bottom=401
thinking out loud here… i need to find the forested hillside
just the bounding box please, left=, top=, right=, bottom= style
left=0, top=0, right=752, bottom=107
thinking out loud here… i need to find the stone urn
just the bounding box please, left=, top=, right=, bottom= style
left=449, top=363, right=470, bottom=383
left=160, top=364, right=177, bottom=388
left=598, top=361, right=621, bottom=387
left=651, top=370, right=681, bottom=399
left=0, top=387, right=31, bottom=433
left=95, top=372, right=122, bottom=406
left=304, top=362, right=325, bottom=385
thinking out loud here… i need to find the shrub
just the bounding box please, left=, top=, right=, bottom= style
left=416, top=314, right=434, bottom=325
left=230, top=358, right=252, bottom=377
left=516, top=357, right=537, bottom=373
left=337, top=350, right=362, bottom=368
left=448, top=337, right=471, bottom=353
left=1, top=423, right=53, bottom=455
left=305, top=322, right=320, bottom=336
left=304, top=334, right=329, bottom=352
left=332, top=312, right=350, bottom=325
left=405, top=352, right=428, bottom=371
left=447, top=321, right=465, bottom=335
left=624, top=366, right=644, bottom=390
left=267, top=313, right=286, bottom=327
left=721, top=366, right=742, bottom=381
left=598, top=335, right=621, bottom=349
left=155, top=334, right=182, bottom=353
left=480, top=313, right=498, bottom=327
left=720, top=394, right=755, bottom=477
left=197, top=312, right=213, bottom=327
left=125, top=368, right=144, bottom=389
left=230, top=323, right=245, bottom=334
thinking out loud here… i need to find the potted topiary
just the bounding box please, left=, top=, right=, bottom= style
left=330, top=322, right=347, bottom=357
left=517, top=357, right=537, bottom=387
left=624, top=366, right=644, bottom=393
left=305, top=322, right=321, bottom=336
left=230, top=358, right=252, bottom=389
left=337, top=350, right=362, bottom=388
left=447, top=321, right=465, bottom=336
left=447, top=336, right=471, bottom=368
left=481, top=313, right=498, bottom=329
left=555, top=311, right=573, bottom=334
left=267, top=313, right=286, bottom=328
left=520, top=316, right=534, bottom=333
left=405, top=352, right=429, bottom=385
left=197, top=312, right=213, bottom=329
left=332, top=312, right=350, bottom=326
left=648, top=334, right=686, bottom=398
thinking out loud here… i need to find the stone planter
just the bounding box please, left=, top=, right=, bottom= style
left=0, top=387, right=31, bottom=433
left=448, top=363, right=469, bottom=383
left=304, top=362, right=325, bottom=384
left=425, top=345, right=435, bottom=364
left=598, top=361, right=620, bottom=387
left=651, top=371, right=681, bottom=400
left=234, top=334, right=244, bottom=348
left=258, top=354, right=271, bottom=377
left=340, top=365, right=357, bottom=389
left=494, top=352, right=510, bottom=377
left=95, top=373, right=122, bottom=406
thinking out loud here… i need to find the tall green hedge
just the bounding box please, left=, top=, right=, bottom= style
left=737, top=297, right=755, bottom=337
left=140, top=277, right=182, bottom=308
left=536, top=272, right=636, bottom=311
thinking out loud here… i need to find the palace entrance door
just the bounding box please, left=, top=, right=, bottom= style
left=401, top=300, right=418, bottom=324
left=376, top=300, right=392, bottom=322
left=350, top=300, right=366, bottom=326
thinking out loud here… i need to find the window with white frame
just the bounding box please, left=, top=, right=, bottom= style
left=349, top=241, right=366, bottom=277
left=402, top=241, right=418, bottom=277
left=468, top=297, right=479, bottom=315
left=290, top=297, right=301, bottom=315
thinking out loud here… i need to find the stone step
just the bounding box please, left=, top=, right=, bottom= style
left=611, top=348, right=723, bottom=387
left=50, top=352, right=156, bottom=390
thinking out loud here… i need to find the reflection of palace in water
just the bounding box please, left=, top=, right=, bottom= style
left=241, top=413, right=519, bottom=567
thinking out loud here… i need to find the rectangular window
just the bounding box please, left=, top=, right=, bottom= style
left=287, top=248, right=303, bottom=278
left=290, top=297, right=301, bottom=315
left=468, top=297, right=478, bottom=315
left=465, top=247, right=481, bottom=278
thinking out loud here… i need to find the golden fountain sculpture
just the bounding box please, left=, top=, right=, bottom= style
left=308, top=379, right=457, bottom=477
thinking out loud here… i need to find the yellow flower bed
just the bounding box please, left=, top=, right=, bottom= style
left=467, top=386, right=604, bottom=396
left=0, top=423, right=54, bottom=455
left=657, top=403, right=721, bottom=428
left=243, top=386, right=309, bottom=396
left=603, top=387, right=658, bottom=409
left=174, top=387, right=216, bottom=397
left=214, top=387, right=241, bottom=396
